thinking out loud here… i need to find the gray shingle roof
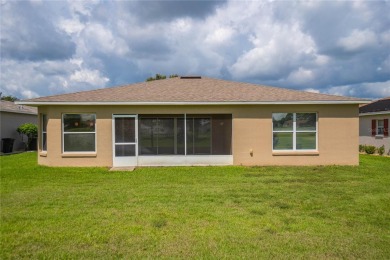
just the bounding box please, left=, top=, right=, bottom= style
left=0, top=100, right=37, bottom=114
left=20, top=77, right=367, bottom=104
left=359, top=97, right=390, bottom=113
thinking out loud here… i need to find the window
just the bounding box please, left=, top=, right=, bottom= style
left=42, top=114, right=47, bottom=151
left=371, top=119, right=389, bottom=136
left=63, top=114, right=96, bottom=152
left=377, top=120, right=384, bottom=135
left=273, top=113, right=317, bottom=151
left=138, top=114, right=232, bottom=156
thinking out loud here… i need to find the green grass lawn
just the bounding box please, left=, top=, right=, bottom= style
left=1, top=153, right=389, bottom=258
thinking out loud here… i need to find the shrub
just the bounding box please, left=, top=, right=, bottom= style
left=16, top=123, right=38, bottom=150
left=359, top=144, right=366, bottom=152
left=364, top=145, right=376, bottom=155
left=377, top=145, right=385, bottom=156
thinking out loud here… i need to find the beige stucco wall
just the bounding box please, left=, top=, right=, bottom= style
left=37, top=104, right=359, bottom=166
left=359, top=113, right=390, bottom=154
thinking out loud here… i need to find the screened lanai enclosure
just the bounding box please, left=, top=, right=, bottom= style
left=113, top=114, right=232, bottom=166
left=138, top=114, right=232, bottom=155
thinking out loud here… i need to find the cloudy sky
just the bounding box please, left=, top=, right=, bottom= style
left=1, top=0, right=389, bottom=100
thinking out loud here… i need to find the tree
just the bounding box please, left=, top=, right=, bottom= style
left=146, top=74, right=178, bottom=82
left=0, top=92, right=19, bottom=102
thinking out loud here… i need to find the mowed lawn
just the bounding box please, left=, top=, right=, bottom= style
left=1, top=153, right=389, bottom=258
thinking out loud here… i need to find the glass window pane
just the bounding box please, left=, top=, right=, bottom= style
left=377, top=120, right=384, bottom=135
left=273, top=113, right=293, bottom=131
left=194, top=118, right=211, bottom=154
left=115, top=144, right=135, bottom=156
left=115, top=117, right=135, bottom=143
left=296, top=113, right=316, bottom=131
left=157, top=118, right=175, bottom=154
left=42, top=114, right=47, bottom=132
left=64, top=114, right=95, bottom=132
left=139, top=118, right=157, bottom=155
left=64, top=133, right=95, bottom=152
left=42, top=133, right=47, bottom=151
left=296, top=132, right=316, bottom=150
left=273, top=132, right=293, bottom=150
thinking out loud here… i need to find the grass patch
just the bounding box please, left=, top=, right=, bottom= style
left=1, top=152, right=389, bottom=258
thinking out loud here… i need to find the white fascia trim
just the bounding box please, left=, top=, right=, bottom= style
left=16, top=100, right=370, bottom=106
left=359, top=111, right=390, bottom=116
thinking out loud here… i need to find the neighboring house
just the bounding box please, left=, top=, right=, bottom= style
left=359, top=97, right=390, bottom=154
left=0, top=100, right=38, bottom=152
left=18, top=76, right=368, bottom=167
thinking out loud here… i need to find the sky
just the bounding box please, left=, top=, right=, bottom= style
left=1, top=0, right=389, bottom=100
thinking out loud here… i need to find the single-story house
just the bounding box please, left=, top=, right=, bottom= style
left=18, top=76, right=368, bottom=167
left=0, top=100, right=38, bottom=153
left=359, top=97, right=389, bottom=154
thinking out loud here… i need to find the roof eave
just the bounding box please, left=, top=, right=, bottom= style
left=16, top=100, right=370, bottom=106
left=0, top=110, right=37, bottom=115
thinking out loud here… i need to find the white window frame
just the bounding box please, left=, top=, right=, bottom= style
left=377, top=119, right=384, bottom=136
left=42, top=114, right=47, bottom=151
left=272, top=112, right=318, bottom=151
left=62, top=113, right=97, bottom=153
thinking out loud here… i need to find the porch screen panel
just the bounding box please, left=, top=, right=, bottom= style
left=139, top=118, right=157, bottom=155
left=115, top=144, right=135, bottom=156
left=138, top=115, right=185, bottom=155
left=115, top=117, right=135, bottom=143
left=211, top=114, right=232, bottom=155
left=187, top=114, right=232, bottom=155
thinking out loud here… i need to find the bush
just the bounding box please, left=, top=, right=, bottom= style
left=16, top=123, right=38, bottom=150
left=364, top=145, right=376, bottom=155
left=377, top=145, right=385, bottom=156
left=359, top=144, right=366, bottom=152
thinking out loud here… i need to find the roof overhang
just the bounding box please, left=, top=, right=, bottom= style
left=359, top=111, right=390, bottom=116
left=0, top=110, right=37, bottom=115
left=16, top=100, right=370, bottom=106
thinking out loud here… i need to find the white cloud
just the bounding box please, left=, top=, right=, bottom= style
left=70, top=69, right=109, bottom=87
left=327, top=81, right=390, bottom=99
left=229, top=22, right=317, bottom=79
left=338, top=29, right=377, bottom=52
left=304, top=88, right=320, bottom=94
left=82, top=23, right=129, bottom=56
left=1, top=0, right=389, bottom=100
left=287, top=68, right=315, bottom=85
left=205, top=27, right=235, bottom=45
left=59, top=19, right=85, bottom=35
left=21, top=89, right=39, bottom=99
